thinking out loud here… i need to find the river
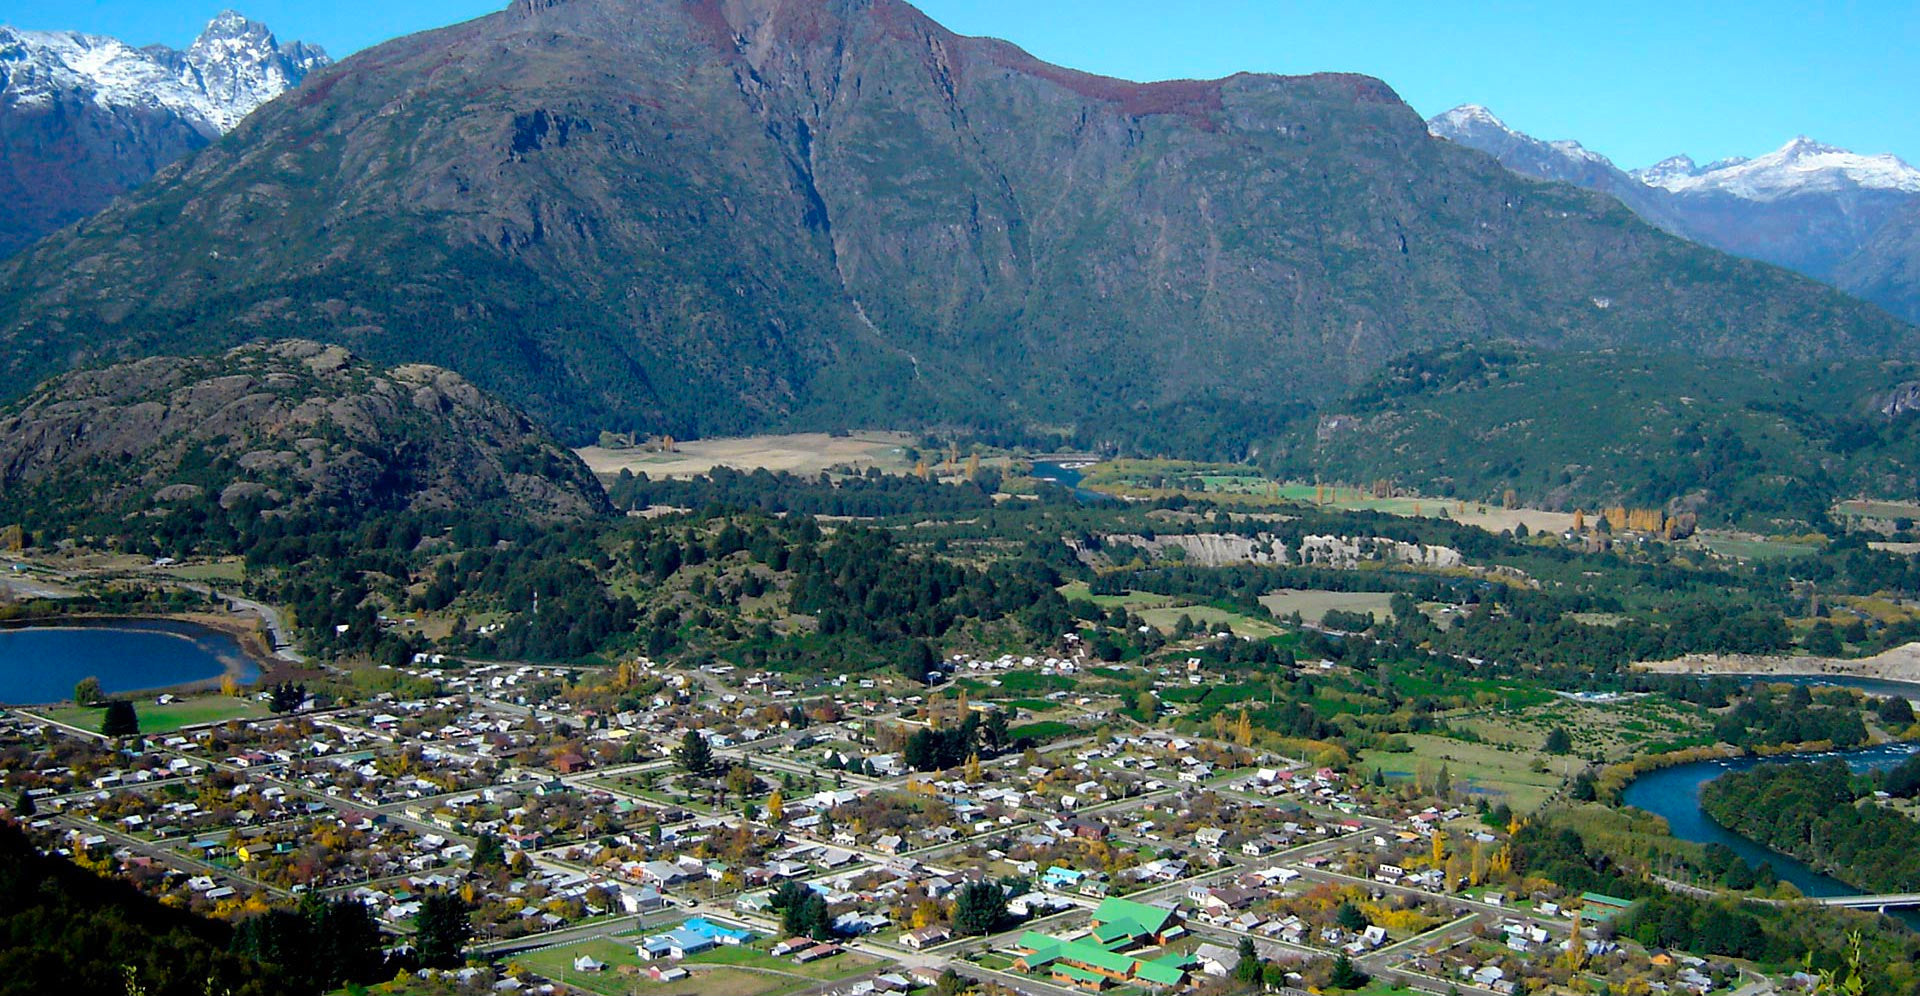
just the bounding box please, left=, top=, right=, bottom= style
left=1029, top=461, right=1118, bottom=505
left=0, top=619, right=261, bottom=705
left=1622, top=739, right=1920, bottom=928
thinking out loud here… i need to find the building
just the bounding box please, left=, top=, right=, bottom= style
left=1012, top=932, right=1193, bottom=991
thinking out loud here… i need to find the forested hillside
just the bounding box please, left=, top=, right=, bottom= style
left=0, top=0, right=1908, bottom=448
left=1267, top=346, right=1920, bottom=526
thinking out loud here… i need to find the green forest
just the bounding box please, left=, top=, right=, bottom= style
left=1700, top=759, right=1920, bottom=894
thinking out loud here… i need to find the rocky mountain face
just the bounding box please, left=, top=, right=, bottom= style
left=0, top=340, right=609, bottom=524
left=0, top=11, right=327, bottom=256
left=1429, top=107, right=1920, bottom=323
left=0, top=0, right=1909, bottom=451
left=1423, top=106, right=1685, bottom=231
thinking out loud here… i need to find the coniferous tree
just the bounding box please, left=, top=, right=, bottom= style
left=414, top=894, right=471, bottom=968
left=951, top=881, right=1007, bottom=936
left=675, top=730, right=715, bottom=776
left=101, top=700, right=139, bottom=737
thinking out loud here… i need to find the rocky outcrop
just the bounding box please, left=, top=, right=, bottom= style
left=0, top=340, right=609, bottom=521
left=1089, top=532, right=1462, bottom=570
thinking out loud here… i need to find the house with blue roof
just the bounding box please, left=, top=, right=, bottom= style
left=637, top=918, right=756, bottom=961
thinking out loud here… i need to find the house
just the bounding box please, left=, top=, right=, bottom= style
left=638, top=918, right=754, bottom=960
left=794, top=943, right=842, bottom=964
left=649, top=966, right=690, bottom=983
left=902, top=925, right=952, bottom=950
left=572, top=955, right=605, bottom=973
left=1042, top=866, right=1088, bottom=892
left=1193, top=943, right=1241, bottom=977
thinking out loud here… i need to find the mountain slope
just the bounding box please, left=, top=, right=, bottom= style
left=0, top=11, right=327, bottom=256
left=1430, top=106, right=1920, bottom=316
left=0, top=340, right=609, bottom=530
left=1837, top=201, right=1920, bottom=325
left=1266, top=344, right=1920, bottom=527
left=0, top=0, right=1910, bottom=449
left=1425, top=106, right=1686, bottom=231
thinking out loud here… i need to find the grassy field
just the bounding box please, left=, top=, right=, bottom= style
left=686, top=944, right=881, bottom=981
left=1446, top=694, right=1713, bottom=761
left=516, top=939, right=816, bottom=996
left=1360, top=734, right=1576, bottom=812
left=1695, top=533, right=1823, bottom=561
left=1258, top=589, right=1397, bottom=625
left=151, top=559, right=247, bottom=583
left=577, top=432, right=919, bottom=482
left=1135, top=604, right=1287, bottom=638
left=1055, top=582, right=1178, bottom=611
left=35, top=696, right=270, bottom=735
left=1836, top=499, right=1920, bottom=521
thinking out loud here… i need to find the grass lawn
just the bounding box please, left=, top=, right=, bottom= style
left=1360, top=734, right=1575, bottom=812
left=518, top=939, right=803, bottom=996
left=1009, top=721, right=1079, bottom=743
left=687, top=943, right=883, bottom=981
left=35, top=696, right=270, bottom=735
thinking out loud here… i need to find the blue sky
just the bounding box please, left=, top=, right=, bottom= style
left=4, top=0, right=1915, bottom=170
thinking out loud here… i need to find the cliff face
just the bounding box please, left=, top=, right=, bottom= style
left=0, top=340, right=609, bottom=522
left=0, top=0, right=1909, bottom=448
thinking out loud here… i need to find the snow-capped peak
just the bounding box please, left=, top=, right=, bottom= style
left=1635, top=136, right=1920, bottom=202
left=0, top=11, right=327, bottom=135
left=1428, top=104, right=1619, bottom=172
left=1631, top=155, right=1698, bottom=188
left=1428, top=104, right=1516, bottom=138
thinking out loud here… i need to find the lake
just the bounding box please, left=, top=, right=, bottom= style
left=0, top=619, right=261, bottom=705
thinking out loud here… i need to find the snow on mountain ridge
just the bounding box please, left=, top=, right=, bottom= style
left=1637, top=136, right=1920, bottom=202
left=0, top=11, right=327, bottom=135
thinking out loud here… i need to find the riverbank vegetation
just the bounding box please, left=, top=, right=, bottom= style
left=1700, top=759, right=1920, bottom=894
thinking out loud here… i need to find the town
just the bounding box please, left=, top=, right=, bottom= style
left=1, top=645, right=1821, bottom=996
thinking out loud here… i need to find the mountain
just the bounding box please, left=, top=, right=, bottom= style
left=0, top=10, right=327, bottom=256
left=1429, top=106, right=1920, bottom=320
left=1424, top=106, right=1685, bottom=231
left=0, top=339, right=610, bottom=532
left=0, top=0, right=1909, bottom=451
left=1267, top=344, right=1920, bottom=528
left=1837, top=201, right=1920, bottom=325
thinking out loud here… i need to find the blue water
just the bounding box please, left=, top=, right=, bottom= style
left=1029, top=461, right=1117, bottom=505
left=1622, top=741, right=1920, bottom=928
left=0, top=620, right=260, bottom=704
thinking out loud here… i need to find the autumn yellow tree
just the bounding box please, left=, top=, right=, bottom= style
left=1430, top=828, right=1449, bottom=866
left=767, top=790, right=784, bottom=823
left=1445, top=854, right=1468, bottom=893
left=1564, top=911, right=1588, bottom=971
left=963, top=753, right=983, bottom=784
left=219, top=675, right=239, bottom=697
left=1233, top=710, right=1254, bottom=747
